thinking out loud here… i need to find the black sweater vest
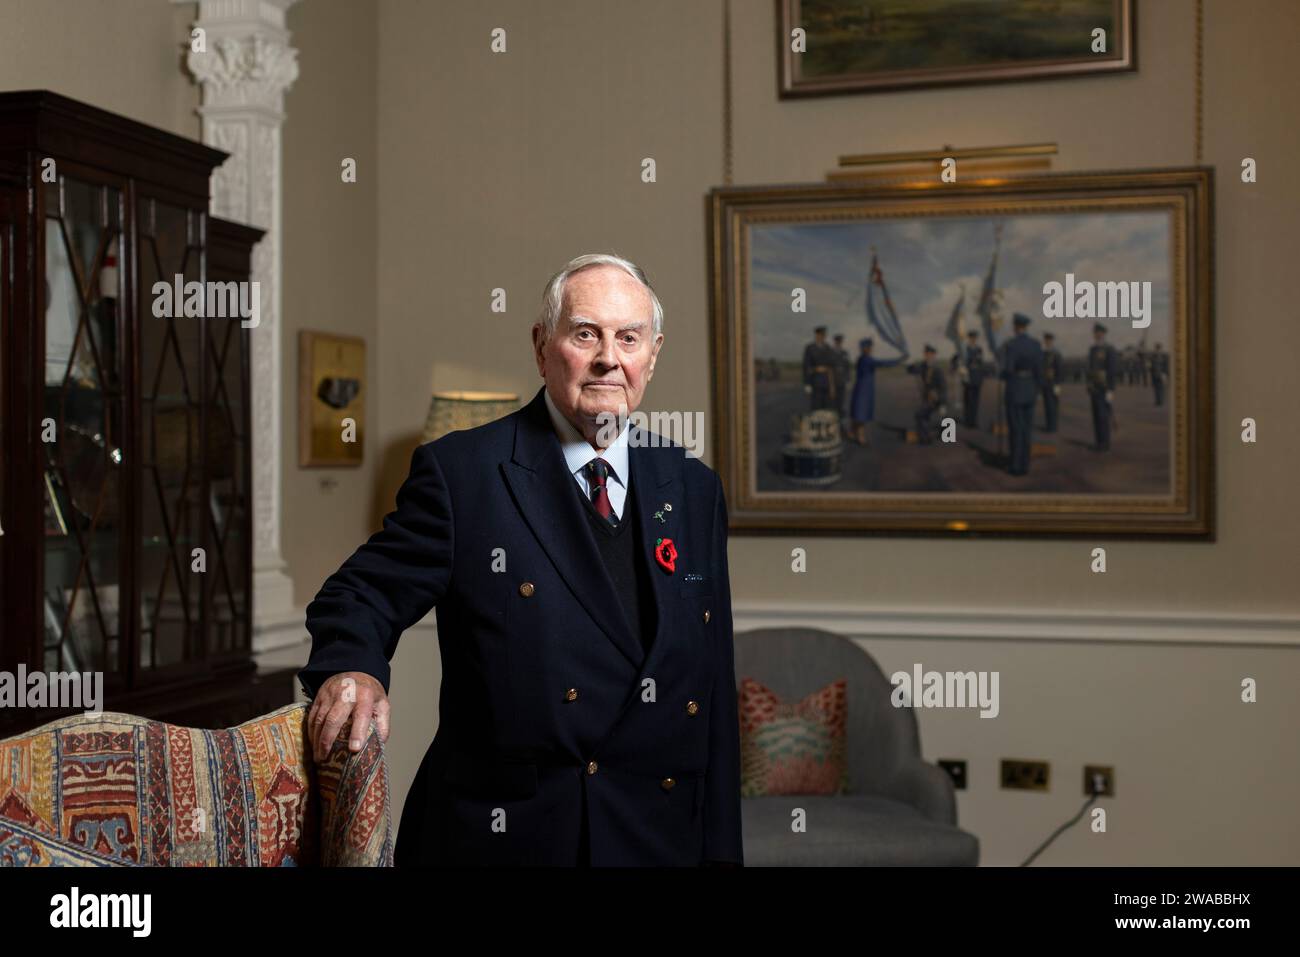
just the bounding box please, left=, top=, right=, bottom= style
left=573, top=473, right=658, bottom=656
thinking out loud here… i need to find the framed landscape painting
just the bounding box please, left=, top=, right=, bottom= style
left=706, top=168, right=1213, bottom=537
left=779, top=0, right=1136, bottom=97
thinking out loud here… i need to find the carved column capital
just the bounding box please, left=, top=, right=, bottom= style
left=186, top=31, right=300, bottom=116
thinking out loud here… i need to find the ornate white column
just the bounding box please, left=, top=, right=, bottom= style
left=175, top=0, right=303, bottom=653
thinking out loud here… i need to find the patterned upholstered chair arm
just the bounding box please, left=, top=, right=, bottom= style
left=0, top=703, right=394, bottom=867
left=312, top=713, right=395, bottom=867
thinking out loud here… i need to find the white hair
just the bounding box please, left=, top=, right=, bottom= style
left=537, top=252, right=664, bottom=340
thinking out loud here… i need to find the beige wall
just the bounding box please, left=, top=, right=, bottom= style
left=281, top=0, right=382, bottom=609
left=372, top=0, right=1300, bottom=865
left=0, top=0, right=200, bottom=137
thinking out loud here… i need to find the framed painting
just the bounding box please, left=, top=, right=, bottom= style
left=706, top=168, right=1214, bottom=537
left=779, top=0, right=1136, bottom=97
left=298, top=331, right=365, bottom=467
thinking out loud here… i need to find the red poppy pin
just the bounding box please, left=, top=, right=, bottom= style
left=654, top=537, right=677, bottom=574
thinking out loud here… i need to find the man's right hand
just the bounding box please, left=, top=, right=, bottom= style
left=306, top=671, right=390, bottom=764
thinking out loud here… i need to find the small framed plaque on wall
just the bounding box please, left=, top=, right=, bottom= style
left=299, top=330, right=366, bottom=467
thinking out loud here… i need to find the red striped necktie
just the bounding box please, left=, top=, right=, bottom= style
left=584, top=457, right=617, bottom=525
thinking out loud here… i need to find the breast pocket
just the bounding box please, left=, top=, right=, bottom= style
left=678, top=584, right=714, bottom=634
left=678, top=580, right=716, bottom=633
left=678, top=579, right=712, bottom=599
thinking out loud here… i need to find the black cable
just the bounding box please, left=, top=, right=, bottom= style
left=1019, top=790, right=1101, bottom=867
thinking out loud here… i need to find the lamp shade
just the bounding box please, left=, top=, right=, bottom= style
left=421, top=390, right=519, bottom=443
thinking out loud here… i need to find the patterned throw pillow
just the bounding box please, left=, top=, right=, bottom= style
left=0, top=703, right=392, bottom=867
left=739, top=677, right=849, bottom=797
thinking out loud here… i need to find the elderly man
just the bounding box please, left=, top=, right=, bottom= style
left=298, top=253, right=742, bottom=867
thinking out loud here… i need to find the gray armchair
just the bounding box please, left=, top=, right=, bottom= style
left=734, top=627, right=979, bottom=866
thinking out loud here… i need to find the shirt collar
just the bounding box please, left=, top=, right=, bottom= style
left=543, top=387, right=631, bottom=487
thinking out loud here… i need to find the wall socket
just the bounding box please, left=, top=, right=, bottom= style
left=1001, top=759, right=1050, bottom=791
left=938, top=759, right=967, bottom=790
left=1084, top=765, right=1115, bottom=796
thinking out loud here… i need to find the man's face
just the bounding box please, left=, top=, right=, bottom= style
left=532, top=265, right=663, bottom=447
left=1094, top=330, right=1106, bottom=344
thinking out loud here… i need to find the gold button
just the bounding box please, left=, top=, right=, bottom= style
left=686, top=700, right=699, bottom=716
left=661, top=777, right=675, bottom=791
left=565, top=688, right=579, bottom=702
left=586, top=761, right=598, bottom=775
left=702, top=609, right=711, bottom=624
left=519, top=581, right=535, bottom=597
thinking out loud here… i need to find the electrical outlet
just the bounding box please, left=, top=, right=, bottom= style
left=1084, top=765, right=1115, bottom=796
left=938, top=759, right=967, bottom=790
left=1000, top=759, right=1050, bottom=791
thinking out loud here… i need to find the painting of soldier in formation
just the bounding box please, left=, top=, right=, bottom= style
left=707, top=169, right=1213, bottom=537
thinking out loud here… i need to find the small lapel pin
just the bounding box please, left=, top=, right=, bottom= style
left=653, top=510, right=665, bottom=524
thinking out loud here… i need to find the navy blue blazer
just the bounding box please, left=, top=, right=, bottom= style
left=299, top=385, right=743, bottom=866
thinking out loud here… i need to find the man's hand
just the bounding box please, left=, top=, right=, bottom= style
left=307, top=671, right=390, bottom=764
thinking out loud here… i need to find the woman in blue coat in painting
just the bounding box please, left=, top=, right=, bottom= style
left=849, top=337, right=908, bottom=445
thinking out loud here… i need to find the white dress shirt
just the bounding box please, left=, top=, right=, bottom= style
left=543, top=387, right=631, bottom=520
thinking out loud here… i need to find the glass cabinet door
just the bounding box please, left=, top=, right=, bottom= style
left=136, top=196, right=206, bottom=672
left=205, top=278, right=250, bottom=658
left=41, top=174, right=125, bottom=675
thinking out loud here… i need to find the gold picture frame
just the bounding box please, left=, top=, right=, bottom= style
left=707, top=168, right=1214, bottom=537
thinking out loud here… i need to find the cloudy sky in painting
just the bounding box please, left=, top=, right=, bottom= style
left=749, top=210, right=1173, bottom=360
